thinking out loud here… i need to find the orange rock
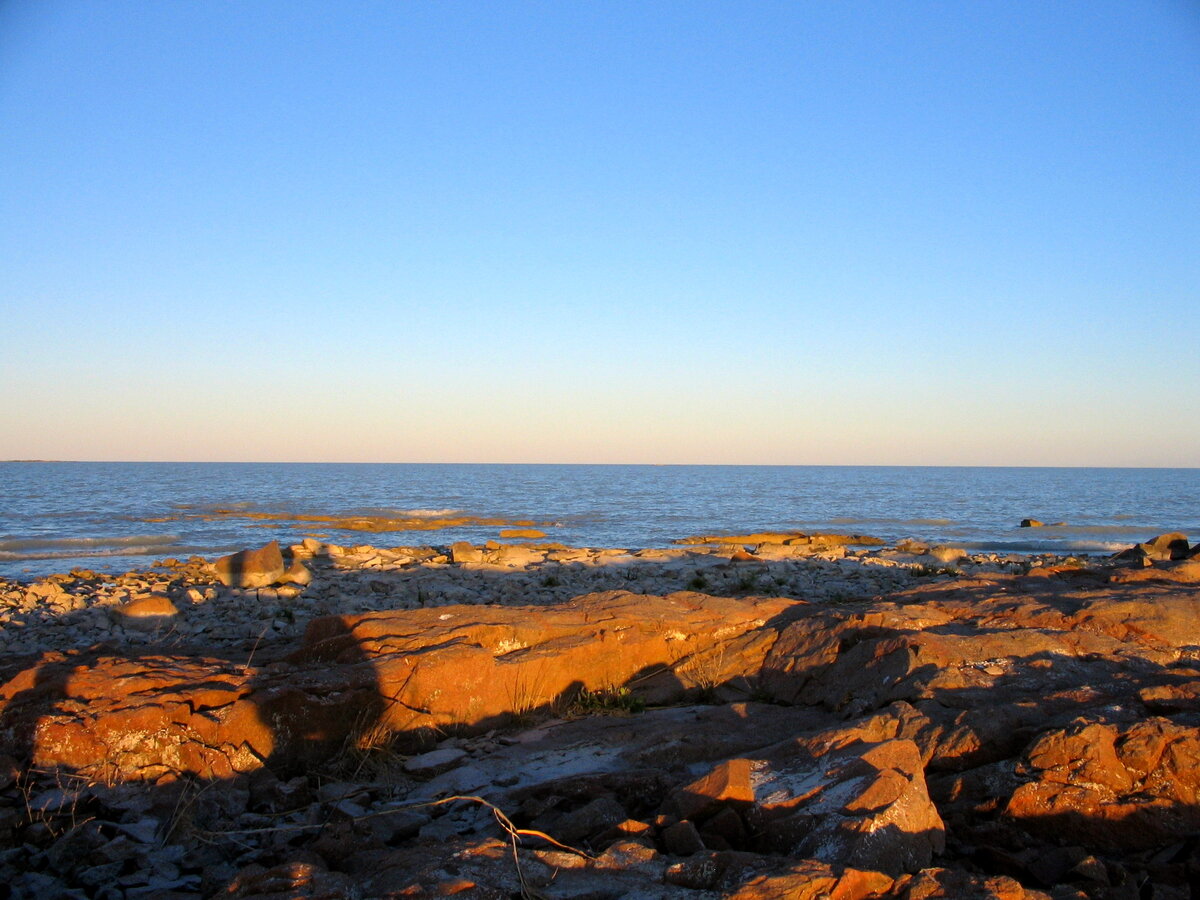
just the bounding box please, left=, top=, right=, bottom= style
left=726, top=859, right=893, bottom=900
left=118, top=594, right=179, bottom=618
left=894, top=867, right=1052, bottom=899
left=1005, top=717, right=1200, bottom=850
left=1023, top=722, right=1134, bottom=794
left=296, top=591, right=799, bottom=738
left=1110, top=558, right=1200, bottom=584
left=0, top=591, right=799, bottom=781
left=222, top=861, right=353, bottom=899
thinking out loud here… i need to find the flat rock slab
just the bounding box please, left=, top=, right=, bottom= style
left=0, top=591, right=801, bottom=779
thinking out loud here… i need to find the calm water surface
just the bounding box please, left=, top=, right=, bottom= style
left=1, top=462, right=1197, bottom=579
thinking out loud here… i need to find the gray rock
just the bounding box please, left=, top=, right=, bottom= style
left=404, top=747, right=468, bottom=776
left=549, top=796, right=628, bottom=843
left=662, top=819, right=707, bottom=856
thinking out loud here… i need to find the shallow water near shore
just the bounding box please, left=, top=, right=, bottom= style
left=1, top=461, right=1197, bottom=579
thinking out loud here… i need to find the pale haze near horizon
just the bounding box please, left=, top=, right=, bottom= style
left=1, top=2, right=1197, bottom=467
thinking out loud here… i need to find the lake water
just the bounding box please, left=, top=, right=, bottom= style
left=1, top=462, right=1197, bottom=579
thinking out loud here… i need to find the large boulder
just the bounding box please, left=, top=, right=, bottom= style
left=1113, top=532, right=1192, bottom=564
left=214, top=541, right=286, bottom=588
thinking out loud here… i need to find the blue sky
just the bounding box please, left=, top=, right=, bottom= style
left=2, top=1, right=1198, bottom=465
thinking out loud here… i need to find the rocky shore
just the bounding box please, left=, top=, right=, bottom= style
left=2, top=532, right=1199, bottom=899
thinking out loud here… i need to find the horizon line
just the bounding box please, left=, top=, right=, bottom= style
left=3, top=460, right=1198, bottom=471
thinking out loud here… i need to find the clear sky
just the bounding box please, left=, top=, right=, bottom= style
left=2, top=1, right=1198, bottom=466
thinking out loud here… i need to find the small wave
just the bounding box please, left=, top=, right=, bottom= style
left=826, top=517, right=955, bottom=527
left=0, top=541, right=191, bottom=562
left=1045, top=525, right=1167, bottom=537
left=1066, top=540, right=1134, bottom=553
left=0, top=534, right=181, bottom=552
left=189, top=502, right=259, bottom=513
left=391, top=508, right=464, bottom=518
left=957, top=539, right=1132, bottom=554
